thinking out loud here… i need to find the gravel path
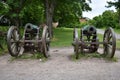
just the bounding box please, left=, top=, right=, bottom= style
left=97, top=29, right=120, bottom=40
left=0, top=47, right=120, bottom=80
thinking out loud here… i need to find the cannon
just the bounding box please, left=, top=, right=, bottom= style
left=7, top=23, right=50, bottom=58
left=72, top=25, right=116, bottom=59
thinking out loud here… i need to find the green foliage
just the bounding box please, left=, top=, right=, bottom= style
left=115, top=23, right=120, bottom=29
left=0, top=43, right=6, bottom=55
left=90, top=15, right=104, bottom=28
left=90, top=0, right=120, bottom=29
left=0, top=0, right=91, bottom=27
left=22, top=1, right=45, bottom=25
left=89, top=0, right=120, bottom=28
left=102, top=10, right=116, bottom=28
left=0, top=2, right=9, bottom=15
left=107, top=0, right=120, bottom=10
left=0, top=26, right=9, bottom=55
left=107, top=0, right=120, bottom=26
left=89, top=10, right=119, bottom=28
left=0, top=0, right=27, bottom=26
left=54, top=0, right=92, bottom=27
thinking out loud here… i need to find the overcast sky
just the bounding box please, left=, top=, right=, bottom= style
left=83, top=0, right=116, bottom=19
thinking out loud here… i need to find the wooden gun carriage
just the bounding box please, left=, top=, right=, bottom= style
left=72, top=25, right=116, bottom=59
left=7, top=23, right=50, bottom=58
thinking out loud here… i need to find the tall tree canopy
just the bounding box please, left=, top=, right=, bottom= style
left=89, top=10, right=119, bottom=28
left=107, top=0, right=120, bottom=25
left=42, top=0, right=91, bottom=37
left=53, top=0, right=91, bottom=27
left=0, top=0, right=91, bottom=37
left=0, top=0, right=29, bottom=26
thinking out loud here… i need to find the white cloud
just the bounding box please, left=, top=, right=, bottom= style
left=83, top=0, right=116, bottom=19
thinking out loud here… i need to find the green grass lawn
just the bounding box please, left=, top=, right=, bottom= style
left=51, top=28, right=120, bottom=49
left=51, top=28, right=73, bottom=47
left=51, top=28, right=104, bottom=47
left=113, top=28, right=120, bottom=34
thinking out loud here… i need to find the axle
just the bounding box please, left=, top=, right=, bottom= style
left=72, top=41, right=111, bottom=46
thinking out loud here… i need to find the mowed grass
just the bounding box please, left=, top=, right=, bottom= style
left=117, top=40, right=120, bottom=49
left=51, top=28, right=103, bottom=47
left=113, top=28, right=120, bottom=34
left=51, top=28, right=73, bottom=47
left=51, top=28, right=120, bottom=49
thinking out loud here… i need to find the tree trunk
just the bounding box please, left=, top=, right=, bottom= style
left=45, top=0, right=55, bottom=38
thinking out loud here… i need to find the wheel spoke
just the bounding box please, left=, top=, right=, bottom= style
left=11, top=33, right=15, bottom=40
left=107, top=44, right=112, bottom=56
left=10, top=39, right=14, bottom=43
left=107, top=44, right=112, bottom=49
left=11, top=43, right=16, bottom=50
left=108, top=41, right=112, bottom=45
left=12, top=45, right=17, bottom=53
left=108, top=34, right=112, bottom=41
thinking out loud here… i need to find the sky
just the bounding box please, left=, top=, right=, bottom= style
left=83, top=0, right=116, bottom=19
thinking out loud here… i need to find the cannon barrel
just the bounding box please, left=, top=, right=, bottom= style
left=25, top=23, right=38, bottom=31
left=82, top=25, right=96, bottom=35
left=24, top=23, right=39, bottom=38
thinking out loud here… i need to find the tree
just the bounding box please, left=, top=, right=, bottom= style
left=22, top=0, right=44, bottom=25
left=0, top=0, right=28, bottom=26
left=0, top=1, right=9, bottom=15
left=92, top=15, right=103, bottom=28
left=89, top=10, right=118, bottom=28
left=107, top=0, right=120, bottom=25
left=53, top=1, right=91, bottom=27
left=42, top=0, right=56, bottom=38
left=42, top=0, right=91, bottom=38
left=102, top=10, right=116, bottom=28
left=0, top=0, right=92, bottom=38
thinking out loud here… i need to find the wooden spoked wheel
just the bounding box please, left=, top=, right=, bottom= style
left=73, top=28, right=79, bottom=59
left=42, top=25, right=50, bottom=58
left=7, top=26, right=21, bottom=57
left=103, top=27, right=116, bottom=58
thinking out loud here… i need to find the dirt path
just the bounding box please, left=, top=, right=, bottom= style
left=0, top=47, right=120, bottom=80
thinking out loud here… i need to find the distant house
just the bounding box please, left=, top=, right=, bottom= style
left=79, top=17, right=90, bottom=23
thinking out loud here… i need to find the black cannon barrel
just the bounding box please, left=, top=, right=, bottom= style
left=82, top=25, right=96, bottom=35
left=24, top=23, right=38, bottom=34
left=25, top=23, right=38, bottom=31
